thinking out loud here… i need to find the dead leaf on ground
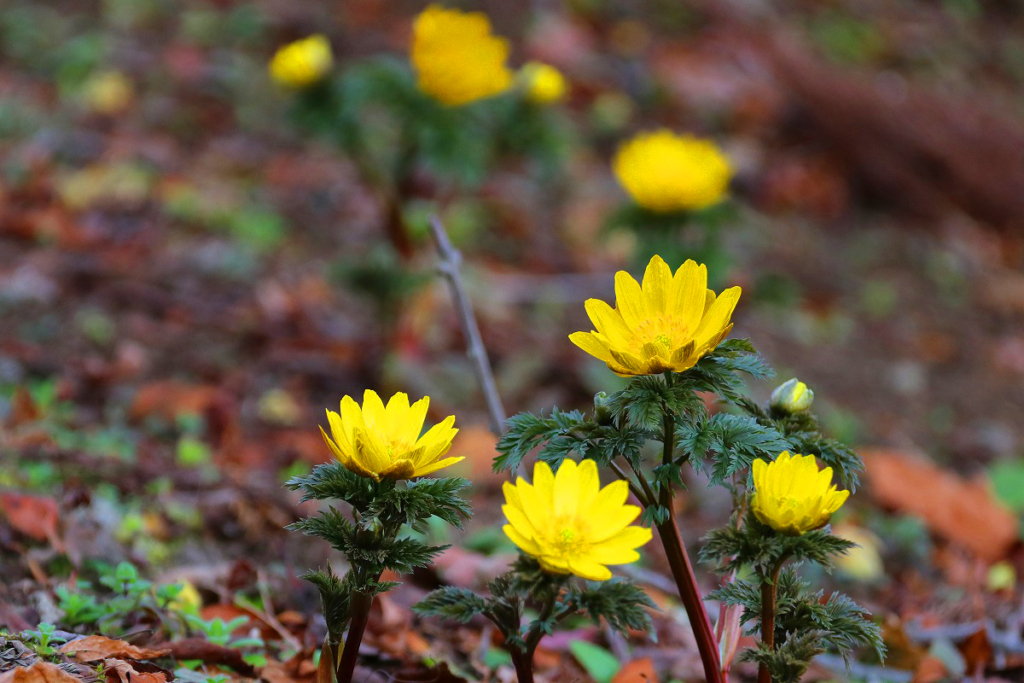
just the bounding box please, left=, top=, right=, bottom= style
left=613, top=658, right=659, bottom=683
left=0, top=661, right=81, bottom=683
left=128, top=381, right=226, bottom=422
left=862, top=449, right=1018, bottom=562
left=957, top=628, right=993, bottom=677
left=103, top=659, right=167, bottom=683
left=59, top=635, right=169, bottom=662
left=0, top=493, right=62, bottom=550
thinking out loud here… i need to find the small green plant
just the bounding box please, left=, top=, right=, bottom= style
left=22, top=623, right=66, bottom=656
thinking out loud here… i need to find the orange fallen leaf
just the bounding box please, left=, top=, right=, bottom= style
left=862, top=449, right=1018, bottom=562
left=59, top=635, right=169, bottom=662
left=129, top=381, right=225, bottom=422
left=103, top=659, right=167, bottom=683
left=613, top=658, right=659, bottom=683
left=0, top=661, right=81, bottom=683
left=0, top=493, right=61, bottom=550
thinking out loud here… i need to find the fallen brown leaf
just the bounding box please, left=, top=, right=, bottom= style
left=59, top=635, right=169, bottom=662
left=103, top=659, right=167, bottom=683
left=0, top=661, right=81, bottom=683
left=862, top=449, right=1018, bottom=562
left=613, top=658, right=659, bottom=683
left=0, top=493, right=61, bottom=550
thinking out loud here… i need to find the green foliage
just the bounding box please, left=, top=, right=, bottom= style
left=714, top=567, right=884, bottom=682
left=701, top=514, right=856, bottom=575
left=415, top=555, right=653, bottom=660
left=569, top=640, right=620, bottom=683
left=286, top=461, right=470, bottom=643
left=679, top=413, right=794, bottom=486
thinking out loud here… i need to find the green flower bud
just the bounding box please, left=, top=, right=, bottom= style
left=770, top=378, right=814, bottom=414
left=594, top=391, right=614, bottom=426
left=356, top=518, right=384, bottom=545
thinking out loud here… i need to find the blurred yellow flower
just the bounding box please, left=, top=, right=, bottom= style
left=269, top=35, right=333, bottom=88
left=752, top=452, right=849, bottom=535
left=833, top=523, right=884, bottom=583
left=520, top=62, right=567, bottom=104
left=320, top=390, right=462, bottom=481
left=411, top=5, right=512, bottom=106
left=613, top=130, right=732, bottom=212
left=569, top=255, right=741, bottom=376
left=502, top=459, right=651, bottom=581
left=82, top=70, right=134, bottom=115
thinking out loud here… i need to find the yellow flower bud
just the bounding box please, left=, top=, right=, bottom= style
left=752, top=452, right=849, bottom=535
left=770, top=378, right=814, bottom=414
left=520, top=62, right=567, bottom=104
left=269, top=35, right=333, bottom=89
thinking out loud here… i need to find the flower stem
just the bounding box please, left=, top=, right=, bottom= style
left=510, top=651, right=535, bottom=683
left=336, top=590, right=374, bottom=683
left=757, top=564, right=782, bottom=683
left=656, top=517, right=724, bottom=683
left=655, top=393, right=724, bottom=683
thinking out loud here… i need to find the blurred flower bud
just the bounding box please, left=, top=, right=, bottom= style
left=519, top=61, right=567, bottom=104
left=770, top=378, right=814, bottom=414
left=82, top=70, right=134, bottom=115
left=833, top=524, right=884, bottom=583
left=269, top=35, right=333, bottom=89
left=594, top=391, right=614, bottom=426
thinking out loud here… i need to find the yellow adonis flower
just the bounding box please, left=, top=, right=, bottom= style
left=520, top=61, right=567, bottom=104
left=751, top=451, right=850, bottom=535
left=320, top=390, right=462, bottom=482
left=269, top=35, right=333, bottom=89
left=613, top=129, right=733, bottom=212
left=570, top=255, right=741, bottom=376
left=411, top=5, right=513, bottom=107
left=502, top=459, right=652, bottom=581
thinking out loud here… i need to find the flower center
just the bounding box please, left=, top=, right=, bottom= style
left=552, top=518, right=590, bottom=558
left=635, top=315, right=690, bottom=350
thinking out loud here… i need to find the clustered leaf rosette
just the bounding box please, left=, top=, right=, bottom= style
left=410, top=5, right=513, bottom=107
left=570, top=255, right=741, bottom=376
left=269, top=35, right=334, bottom=89
left=503, top=459, right=652, bottom=581
left=320, top=390, right=462, bottom=482
left=752, top=451, right=849, bottom=535
left=613, top=129, right=733, bottom=212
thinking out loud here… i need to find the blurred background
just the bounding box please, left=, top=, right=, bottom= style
left=1, top=0, right=1023, bottom=680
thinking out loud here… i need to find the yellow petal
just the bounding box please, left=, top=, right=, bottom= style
left=412, top=455, right=464, bottom=478
left=693, top=286, right=741, bottom=347
left=641, top=255, right=673, bottom=314
left=569, top=331, right=613, bottom=362
left=614, top=270, right=647, bottom=329
left=584, top=299, right=633, bottom=347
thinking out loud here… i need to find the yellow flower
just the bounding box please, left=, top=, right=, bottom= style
left=569, top=255, right=741, bottom=376
left=411, top=5, right=513, bottom=106
left=502, top=459, right=651, bottom=581
left=320, top=390, right=462, bottom=481
left=613, top=130, right=732, bottom=212
left=751, top=452, right=849, bottom=535
left=269, top=35, right=333, bottom=88
left=520, top=62, right=567, bottom=104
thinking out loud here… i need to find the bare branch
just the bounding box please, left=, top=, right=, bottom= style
left=428, top=215, right=507, bottom=437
